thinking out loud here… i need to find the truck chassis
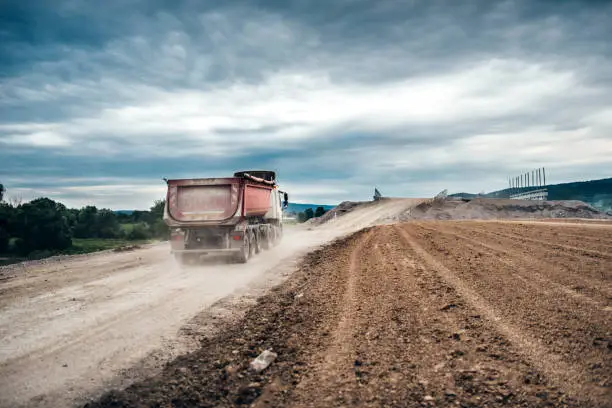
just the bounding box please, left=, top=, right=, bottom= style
left=171, top=221, right=283, bottom=265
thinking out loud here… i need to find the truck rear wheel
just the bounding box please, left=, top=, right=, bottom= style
left=237, top=235, right=251, bottom=263
left=261, top=228, right=271, bottom=250
left=254, top=231, right=262, bottom=254
left=272, top=226, right=282, bottom=246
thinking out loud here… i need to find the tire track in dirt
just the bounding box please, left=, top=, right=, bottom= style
left=532, top=232, right=612, bottom=250
left=482, top=221, right=612, bottom=241
left=289, top=229, right=374, bottom=406
left=290, top=227, right=430, bottom=406
left=476, top=227, right=612, bottom=260
left=414, top=222, right=612, bottom=390
left=415, top=223, right=611, bottom=309
left=293, top=226, right=576, bottom=407
left=449, top=222, right=612, bottom=288
left=409, top=223, right=612, bottom=385
left=395, top=225, right=608, bottom=406
left=380, top=227, right=554, bottom=406
left=296, top=226, right=590, bottom=406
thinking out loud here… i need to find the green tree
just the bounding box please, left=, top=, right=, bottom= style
left=116, top=212, right=131, bottom=223
left=96, top=209, right=121, bottom=238
left=132, top=210, right=153, bottom=224
left=0, top=183, right=5, bottom=202
left=73, top=206, right=98, bottom=238
left=0, top=228, right=8, bottom=253
left=297, top=208, right=315, bottom=223
left=73, top=206, right=121, bottom=239
left=150, top=199, right=165, bottom=219
left=149, top=199, right=168, bottom=239
left=14, top=198, right=72, bottom=255
left=0, top=203, right=11, bottom=253
left=66, top=208, right=79, bottom=230
left=304, top=208, right=314, bottom=220
left=314, top=206, right=326, bottom=218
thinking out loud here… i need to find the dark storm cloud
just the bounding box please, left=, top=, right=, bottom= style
left=3, top=0, right=608, bottom=87
left=2, top=2, right=606, bottom=86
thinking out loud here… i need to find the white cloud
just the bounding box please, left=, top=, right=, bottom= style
left=1, top=130, right=70, bottom=147
left=0, top=59, right=582, bottom=157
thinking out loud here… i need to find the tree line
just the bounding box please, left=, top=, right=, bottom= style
left=297, top=206, right=327, bottom=223
left=0, top=184, right=167, bottom=257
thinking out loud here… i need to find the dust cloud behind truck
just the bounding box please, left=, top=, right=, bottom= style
left=162, top=170, right=288, bottom=264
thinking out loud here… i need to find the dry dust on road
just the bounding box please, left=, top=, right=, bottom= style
left=0, top=199, right=424, bottom=408
left=86, top=220, right=611, bottom=408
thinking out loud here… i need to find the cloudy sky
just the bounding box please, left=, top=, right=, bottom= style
left=1, top=0, right=611, bottom=209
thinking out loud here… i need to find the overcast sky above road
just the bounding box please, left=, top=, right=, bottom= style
left=1, top=0, right=611, bottom=209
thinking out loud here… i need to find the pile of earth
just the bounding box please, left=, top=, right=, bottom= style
left=400, top=198, right=611, bottom=221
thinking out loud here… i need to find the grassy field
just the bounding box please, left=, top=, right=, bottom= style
left=70, top=238, right=156, bottom=254
left=0, top=238, right=158, bottom=266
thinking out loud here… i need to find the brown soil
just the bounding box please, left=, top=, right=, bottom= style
left=403, top=198, right=610, bottom=221
left=84, top=221, right=612, bottom=408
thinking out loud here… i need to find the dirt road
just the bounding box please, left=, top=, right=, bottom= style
left=0, top=199, right=424, bottom=408
left=86, top=220, right=611, bottom=407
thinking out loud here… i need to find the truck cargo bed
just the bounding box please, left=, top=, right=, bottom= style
left=165, top=177, right=275, bottom=225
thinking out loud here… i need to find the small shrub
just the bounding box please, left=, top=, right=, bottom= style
left=27, top=249, right=55, bottom=260
left=127, top=224, right=151, bottom=240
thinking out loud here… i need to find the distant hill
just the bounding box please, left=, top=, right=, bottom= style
left=450, top=177, right=612, bottom=212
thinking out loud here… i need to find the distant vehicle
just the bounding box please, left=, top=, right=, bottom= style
left=162, top=170, right=288, bottom=264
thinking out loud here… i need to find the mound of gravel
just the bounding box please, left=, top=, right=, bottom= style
left=401, top=198, right=610, bottom=221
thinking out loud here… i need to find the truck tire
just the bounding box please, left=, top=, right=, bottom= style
left=237, top=235, right=251, bottom=263
left=272, top=226, right=282, bottom=246
left=254, top=231, right=262, bottom=254
left=261, top=227, right=271, bottom=250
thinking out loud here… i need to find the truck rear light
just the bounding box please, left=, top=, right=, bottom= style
left=232, top=235, right=242, bottom=241
left=172, top=235, right=183, bottom=241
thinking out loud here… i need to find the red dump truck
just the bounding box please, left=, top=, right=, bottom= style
left=162, top=171, right=288, bottom=264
